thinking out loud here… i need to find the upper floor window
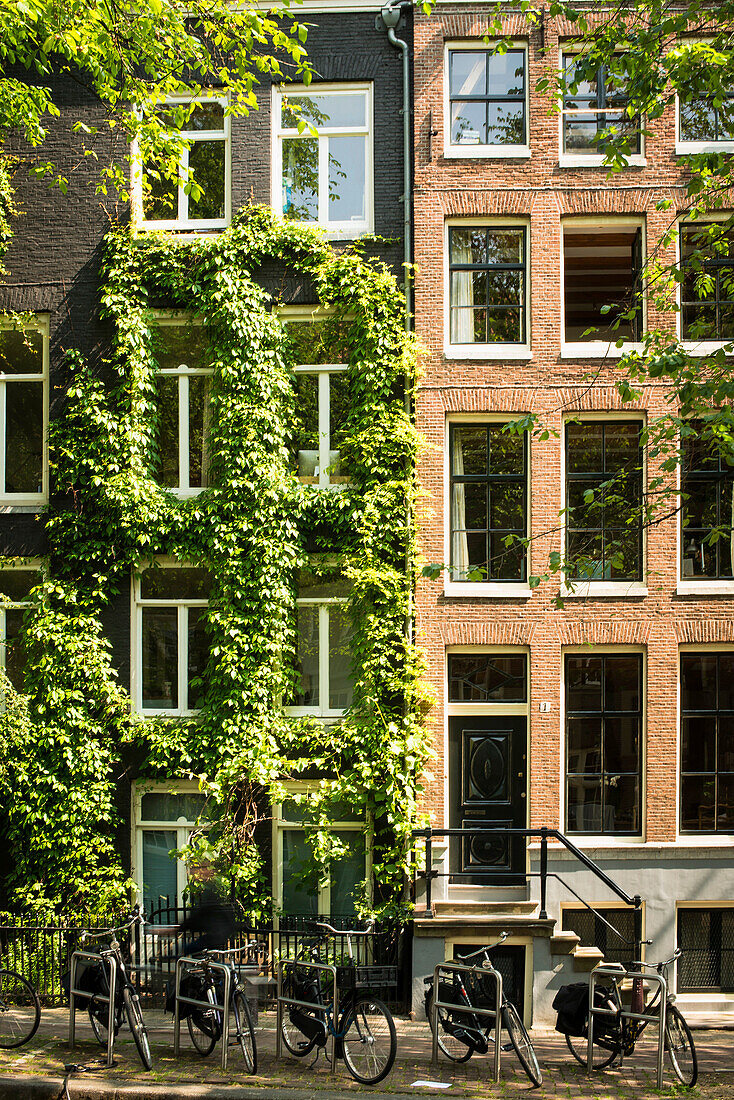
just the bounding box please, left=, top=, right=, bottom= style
left=449, top=423, right=527, bottom=582
left=0, top=321, right=47, bottom=504
left=285, top=312, right=350, bottom=487
left=285, top=571, right=354, bottom=718
left=680, top=223, right=734, bottom=342
left=565, top=421, right=643, bottom=582
left=679, top=87, right=734, bottom=148
left=448, top=226, right=527, bottom=349
left=681, top=424, right=734, bottom=580
left=681, top=653, right=734, bottom=834
left=139, top=97, right=230, bottom=231
left=563, top=222, right=644, bottom=346
left=274, top=84, right=373, bottom=238
left=561, top=53, right=641, bottom=157
left=446, top=44, right=527, bottom=154
left=151, top=320, right=213, bottom=493
left=134, top=562, right=211, bottom=716
left=0, top=563, right=42, bottom=691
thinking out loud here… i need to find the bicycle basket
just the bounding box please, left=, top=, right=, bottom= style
left=336, top=964, right=398, bottom=991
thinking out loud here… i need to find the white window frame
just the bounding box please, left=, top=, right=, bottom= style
left=0, top=558, right=43, bottom=690
left=132, top=94, right=231, bottom=232
left=444, top=217, right=532, bottom=360
left=558, top=48, right=646, bottom=169
left=152, top=314, right=214, bottom=496
left=676, top=213, right=734, bottom=358
left=131, top=779, right=207, bottom=909
left=285, top=590, right=353, bottom=719
left=0, top=317, right=49, bottom=507
left=271, top=82, right=374, bottom=239
left=443, top=41, right=530, bottom=160
left=272, top=782, right=371, bottom=917
left=676, top=40, right=734, bottom=155
left=560, top=217, right=647, bottom=359
left=131, top=558, right=210, bottom=717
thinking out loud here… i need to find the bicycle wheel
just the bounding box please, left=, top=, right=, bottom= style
left=281, top=972, right=320, bottom=1057
left=342, top=996, right=397, bottom=1086
left=502, top=1002, right=542, bottom=1087
left=88, top=994, right=113, bottom=1048
left=665, top=1004, right=698, bottom=1088
left=425, top=990, right=473, bottom=1063
left=566, top=1027, right=620, bottom=1069
left=0, top=969, right=41, bottom=1049
left=187, top=983, right=218, bottom=1057
left=122, top=985, right=152, bottom=1071
left=232, top=989, right=257, bottom=1075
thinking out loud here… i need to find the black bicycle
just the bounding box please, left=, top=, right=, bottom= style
left=281, top=920, right=397, bottom=1085
left=566, top=947, right=697, bottom=1087
left=82, top=910, right=152, bottom=1071
left=0, top=968, right=41, bottom=1049
left=183, top=944, right=257, bottom=1073
left=424, top=931, right=542, bottom=1087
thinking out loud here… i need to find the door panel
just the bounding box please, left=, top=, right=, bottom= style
left=449, top=716, right=527, bottom=884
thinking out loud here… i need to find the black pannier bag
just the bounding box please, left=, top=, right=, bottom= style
left=164, top=971, right=223, bottom=1021
left=287, top=964, right=327, bottom=1047
left=553, top=981, right=614, bottom=1037
left=62, top=960, right=107, bottom=1010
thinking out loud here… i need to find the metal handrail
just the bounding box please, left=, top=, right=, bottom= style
left=276, top=958, right=339, bottom=1075
left=430, top=961, right=502, bottom=1082
left=68, top=950, right=116, bottom=1068
left=173, top=955, right=232, bottom=1071
left=589, top=965, right=667, bottom=1089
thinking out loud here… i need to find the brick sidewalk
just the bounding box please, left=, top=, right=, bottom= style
left=0, top=1010, right=731, bottom=1098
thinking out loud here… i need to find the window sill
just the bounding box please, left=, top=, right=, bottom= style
left=558, top=154, right=646, bottom=169
left=676, top=140, right=734, bottom=155
left=0, top=502, right=46, bottom=512
left=444, top=145, right=531, bottom=160
left=138, top=710, right=201, bottom=719
left=561, top=341, right=644, bottom=359
left=677, top=580, right=734, bottom=596
left=444, top=344, right=532, bottom=361
left=675, top=834, right=734, bottom=846
left=554, top=835, right=646, bottom=848
left=443, top=581, right=532, bottom=598
left=561, top=581, right=647, bottom=598
left=137, top=220, right=230, bottom=233
left=679, top=340, right=734, bottom=357
left=284, top=708, right=348, bottom=720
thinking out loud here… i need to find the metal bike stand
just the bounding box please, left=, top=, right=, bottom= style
left=276, top=959, right=339, bottom=1075
left=430, top=961, right=502, bottom=1083
left=589, top=965, right=668, bottom=1089
left=69, top=950, right=117, bottom=1068
left=173, top=955, right=232, bottom=1071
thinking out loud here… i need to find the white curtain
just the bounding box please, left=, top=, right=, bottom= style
left=451, top=235, right=475, bottom=344
left=452, top=431, right=469, bottom=579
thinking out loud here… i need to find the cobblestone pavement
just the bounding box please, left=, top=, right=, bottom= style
left=0, top=1009, right=731, bottom=1097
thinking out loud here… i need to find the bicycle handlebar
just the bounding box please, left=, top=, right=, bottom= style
left=455, top=930, right=510, bottom=964
left=314, top=920, right=375, bottom=936
left=80, top=911, right=146, bottom=944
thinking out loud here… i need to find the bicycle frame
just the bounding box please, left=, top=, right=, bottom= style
left=68, top=949, right=117, bottom=1067
left=430, top=960, right=502, bottom=1081
left=276, top=957, right=339, bottom=1074
left=589, top=965, right=668, bottom=1088
left=173, top=954, right=232, bottom=1071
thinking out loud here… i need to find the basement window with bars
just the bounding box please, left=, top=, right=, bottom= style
left=677, top=907, right=734, bottom=993
left=563, top=223, right=644, bottom=345
left=152, top=320, right=213, bottom=494
left=561, top=907, right=636, bottom=966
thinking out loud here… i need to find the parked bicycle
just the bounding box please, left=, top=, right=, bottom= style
left=565, top=947, right=697, bottom=1087
left=81, top=909, right=152, bottom=1071
left=280, top=920, right=397, bottom=1085
left=0, top=968, right=41, bottom=1049
left=183, top=944, right=257, bottom=1074
left=423, top=931, right=542, bottom=1087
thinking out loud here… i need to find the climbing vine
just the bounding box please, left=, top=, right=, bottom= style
left=0, top=205, right=430, bottom=919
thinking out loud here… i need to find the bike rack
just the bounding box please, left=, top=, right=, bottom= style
left=68, top=950, right=117, bottom=1068
left=276, top=958, right=339, bottom=1075
left=589, top=965, right=667, bottom=1089
left=430, top=961, right=502, bottom=1083
left=173, top=955, right=232, bottom=1071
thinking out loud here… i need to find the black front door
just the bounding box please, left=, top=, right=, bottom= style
left=449, top=716, right=527, bottom=885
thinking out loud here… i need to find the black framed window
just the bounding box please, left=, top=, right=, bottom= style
left=680, top=654, right=734, bottom=833
left=566, top=421, right=643, bottom=581
left=449, top=423, right=527, bottom=581
left=562, top=54, right=640, bottom=155
left=565, top=653, right=642, bottom=835
left=681, top=224, right=734, bottom=341
left=562, top=908, right=635, bottom=966
left=448, top=48, right=526, bottom=147
left=678, top=908, right=734, bottom=993
left=681, top=423, right=734, bottom=579
left=448, top=653, right=527, bottom=702
left=449, top=226, right=526, bottom=345
left=680, top=92, right=734, bottom=144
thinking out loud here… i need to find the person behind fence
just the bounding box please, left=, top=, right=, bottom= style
left=177, top=860, right=241, bottom=954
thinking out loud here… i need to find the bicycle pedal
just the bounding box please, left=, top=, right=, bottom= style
left=501, top=1042, right=514, bottom=1052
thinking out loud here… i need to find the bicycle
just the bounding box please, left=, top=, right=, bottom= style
left=565, top=947, right=697, bottom=1088
left=182, top=943, right=257, bottom=1074
left=0, top=968, right=41, bottom=1049
left=280, top=920, right=397, bottom=1085
left=81, top=909, right=152, bottom=1071
left=423, top=931, right=542, bottom=1088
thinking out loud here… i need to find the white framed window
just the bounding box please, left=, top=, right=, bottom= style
left=444, top=219, right=531, bottom=359
left=677, top=42, right=734, bottom=154
left=559, top=50, right=644, bottom=167
left=151, top=317, right=213, bottom=494
left=272, top=784, right=370, bottom=917
left=132, top=560, right=211, bottom=716
left=131, top=781, right=208, bottom=915
left=285, top=571, right=354, bottom=718
left=444, top=41, right=530, bottom=158
left=0, top=319, right=48, bottom=505
left=282, top=307, right=350, bottom=487
left=135, top=96, right=230, bottom=231
left=0, top=560, right=43, bottom=691
left=272, top=83, right=373, bottom=238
